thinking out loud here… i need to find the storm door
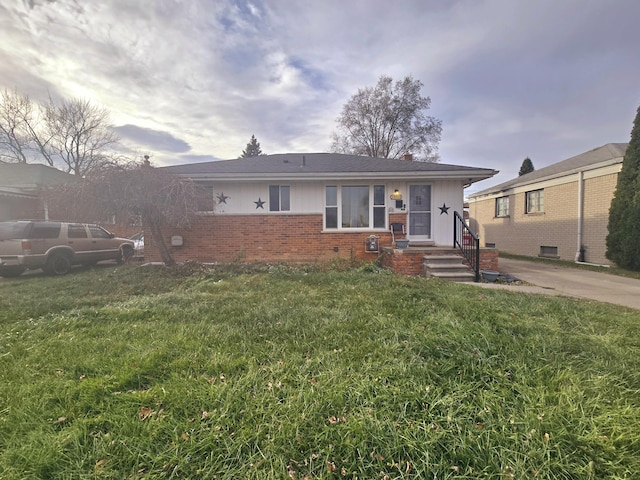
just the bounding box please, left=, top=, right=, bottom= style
left=408, top=185, right=432, bottom=241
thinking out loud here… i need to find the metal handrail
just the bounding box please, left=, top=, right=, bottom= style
left=453, top=211, right=480, bottom=282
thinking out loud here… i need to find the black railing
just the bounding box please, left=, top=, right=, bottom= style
left=453, top=211, right=480, bottom=282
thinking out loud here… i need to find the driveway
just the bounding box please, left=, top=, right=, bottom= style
left=475, top=257, right=640, bottom=310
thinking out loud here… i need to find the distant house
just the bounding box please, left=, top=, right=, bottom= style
left=0, top=163, right=74, bottom=221
left=150, top=153, right=497, bottom=265
left=467, top=143, right=628, bottom=265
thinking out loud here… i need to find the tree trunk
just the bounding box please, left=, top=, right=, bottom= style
left=149, top=219, right=176, bottom=267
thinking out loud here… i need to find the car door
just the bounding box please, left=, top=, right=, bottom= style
left=66, top=224, right=93, bottom=262
left=87, top=225, right=119, bottom=262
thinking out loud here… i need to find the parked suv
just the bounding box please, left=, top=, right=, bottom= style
left=0, top=221, right=135, bottom=277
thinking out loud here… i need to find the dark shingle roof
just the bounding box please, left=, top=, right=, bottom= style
left=162, top=153, right=498, bottom=183
left=469, top=143, right=628, bottom=198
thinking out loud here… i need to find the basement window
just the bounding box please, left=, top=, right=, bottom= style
left=539, top=245, right=558, bottom=258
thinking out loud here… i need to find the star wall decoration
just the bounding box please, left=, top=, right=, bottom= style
left=254, top=197, right=265, bottom=209
left=217, top=192, right=229, bottom=204
left=439, top=203, right=450, bottom=215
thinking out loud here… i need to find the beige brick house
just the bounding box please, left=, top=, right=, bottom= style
left=467, top=143, right=628, bottom=265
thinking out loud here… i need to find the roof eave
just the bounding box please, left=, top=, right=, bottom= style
left=174, top=169, right=498, bottom=183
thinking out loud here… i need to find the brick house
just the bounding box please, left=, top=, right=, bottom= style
left=0, top=163, right=74, bottom=221
left=467, top=143, right=627, bottom=265
left=148, top=153, right=497, bottom=265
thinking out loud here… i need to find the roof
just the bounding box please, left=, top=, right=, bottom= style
left=0, top=163, right=75, bottom=198
left=469, top=143, right=628, bottom=198
left=162, top=153, right=498, bottom=184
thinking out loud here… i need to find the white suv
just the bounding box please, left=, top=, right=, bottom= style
left=0, top=221, right=134, bottom=277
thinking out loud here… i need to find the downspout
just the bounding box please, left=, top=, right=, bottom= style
left=575, top=171, right=584, bottom=262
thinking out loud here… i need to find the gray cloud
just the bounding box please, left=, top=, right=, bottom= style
left=113, top=125, right=191, bottom=153
left=0, top=0, right=638, bottom=183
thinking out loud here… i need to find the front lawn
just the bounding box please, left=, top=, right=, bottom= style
left=1, top=264, right=639, bottom=479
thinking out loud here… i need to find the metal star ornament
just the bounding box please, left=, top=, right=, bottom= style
left=254, top=197, right=265, bottom=209
left=217, top=192, right=230, bottom=204
left=439, top=203, right=450, bottom=215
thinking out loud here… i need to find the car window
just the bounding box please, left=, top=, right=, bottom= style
left=0, top=222, right=30, bottom=240
left=68, top=224, right=88, bottom=238
left=88, top=225, right=112, bottom=239
left=29, top=222, right=62, bottom=239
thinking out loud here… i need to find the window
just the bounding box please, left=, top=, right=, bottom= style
left=88, top=225, right=112, bottom=239
left=29, top=222, right=61, bottom=239
left=342, top=186, right=369, bottom=228
left=68, top=224, right=88, bottom=238
left=325, top=185, right=386, bottom=229
left=197, top=186, right=214, bottom=212
left=269, top=185, right=290, bottom=212
left=540, top=245, right=558, bottom=257
left=495, top=196, right=510, bottom=217
left=526, top=189, right=544, bottom=213
left=373, top=185, right=386, bottom=228
left=325, top=186, right=338, bottom=229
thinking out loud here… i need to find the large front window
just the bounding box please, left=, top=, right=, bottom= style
left=325, top=185, right=386, bottom=229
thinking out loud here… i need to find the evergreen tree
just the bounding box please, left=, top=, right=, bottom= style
left=518, top=157, right=534, bottom=176
left=606, top=105, right=640, bottom=270
left=240, top=134, right=264, bottom=158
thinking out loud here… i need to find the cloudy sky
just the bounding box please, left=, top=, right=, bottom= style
left=1, top=0, right=639, bottom=193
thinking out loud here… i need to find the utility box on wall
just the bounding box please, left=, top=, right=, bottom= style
left=365, top=235, right=379, bottom=253
left=171, top=236, right=184, bottom=247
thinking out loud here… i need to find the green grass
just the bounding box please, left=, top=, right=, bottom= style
left=1, top=263, right=639, bottom=479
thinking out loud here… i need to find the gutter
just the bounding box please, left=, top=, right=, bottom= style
left=575, top=171, right=584, bottom=262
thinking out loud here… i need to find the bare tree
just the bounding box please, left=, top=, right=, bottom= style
left=41, top=97, right=120, bottom=176
left=0, top=89, right=35, bottom=163
left=331, top=75, right=442, bottom=162
left=0, top=88, right=120, bottom=175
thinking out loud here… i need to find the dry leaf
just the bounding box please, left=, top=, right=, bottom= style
left=326, top=461, right=337, bottom=472
left=138, top=406, right=155, bottom=421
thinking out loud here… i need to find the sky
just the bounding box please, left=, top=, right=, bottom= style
left=1, top=0, right=639, bottom=194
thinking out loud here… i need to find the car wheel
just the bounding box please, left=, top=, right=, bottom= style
left=44, top=253, right=72, bottom=275
left=118, top=246, right=134, bottom=264
left=0, top=266, right=26, bottom=278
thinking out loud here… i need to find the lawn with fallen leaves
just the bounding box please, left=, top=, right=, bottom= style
left=1, top=263, right=639, bottom=479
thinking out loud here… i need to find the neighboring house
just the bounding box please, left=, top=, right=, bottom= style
left=0, top=163, right=74, bottom=221
left=150, top=153, right=498, bottom=264
left=467, top=143, right=628, bottom=265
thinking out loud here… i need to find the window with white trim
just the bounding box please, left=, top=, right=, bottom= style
left=269, top=185, right=290, bottom=212
left=495, top=196, right=509, bottom=217
left=324, top=185, right=386, bottom=229
left=526, top=189, right=544, bottom=214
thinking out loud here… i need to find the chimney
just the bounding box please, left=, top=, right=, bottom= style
left=401, top=152, right=413, bottom=161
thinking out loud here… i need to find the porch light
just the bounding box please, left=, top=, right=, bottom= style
left=390, top=189, right=402, bottom=200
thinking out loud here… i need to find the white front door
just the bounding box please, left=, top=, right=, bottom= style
left=408, top=185, right=432, bottom=241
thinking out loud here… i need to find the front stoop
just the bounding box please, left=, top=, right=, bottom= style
left=422, top=254, right=476, bottom=282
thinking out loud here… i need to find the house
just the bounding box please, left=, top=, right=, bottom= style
left=0, top=163, right=74, bottom=221
left=148, top=153, right=497, bottom=270
left=467, top=143, right=628, bottom=265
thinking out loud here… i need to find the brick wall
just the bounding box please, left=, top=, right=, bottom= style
left=145, top=214, right=400, bottom=264
left=469, top=171, right=619, bottom=264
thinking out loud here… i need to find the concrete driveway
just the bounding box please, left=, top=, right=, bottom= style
left=475, top=257, right=640, bottom=310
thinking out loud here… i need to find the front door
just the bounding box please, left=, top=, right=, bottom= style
left=409, top=185, right=432, bottom=241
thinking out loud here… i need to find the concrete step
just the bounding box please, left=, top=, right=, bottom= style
left=422, top=254, right=476, bottom=282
